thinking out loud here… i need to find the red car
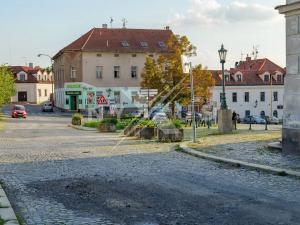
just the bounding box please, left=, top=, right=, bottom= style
left=11, top=105, right=27, bottom=118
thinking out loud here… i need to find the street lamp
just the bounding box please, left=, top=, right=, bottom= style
left=218, top=44, right=228, bottom=109
left=37, top=53, right=54, bottom=104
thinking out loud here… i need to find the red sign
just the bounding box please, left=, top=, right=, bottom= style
left=97, top=95, right=108, bottom=105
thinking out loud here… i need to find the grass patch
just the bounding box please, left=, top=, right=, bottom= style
left=174, top=145, right=183, bottom=152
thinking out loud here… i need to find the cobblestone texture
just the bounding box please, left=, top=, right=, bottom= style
left=1, top=107, right=300, bottom=224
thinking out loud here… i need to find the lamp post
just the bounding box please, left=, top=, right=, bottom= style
left=37, top=53, right=54, bottom=104
left=218, top=44, right=228, bottom=109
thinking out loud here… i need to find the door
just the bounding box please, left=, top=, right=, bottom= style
left=70, top=96, right=78, bottom=111
left=18, top=92, right=27, bottom=102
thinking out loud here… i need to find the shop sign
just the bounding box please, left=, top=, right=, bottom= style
left=66, top=84, right=81, bottom=89
left=65, top=91, right=81, bottom=95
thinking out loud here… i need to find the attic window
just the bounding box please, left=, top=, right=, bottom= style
left=264, top=74, right=270, bottom=82
left=140, top=42, right=148, bottom=48
left=277, top=74, right=282, bottom=82
left=236, top=74, right=242, bottom=82
left=225, top=74, right=230, bottom=82
left=121, top=41, right=130, bottom=47
left=158, top=41, right=166, bottom=48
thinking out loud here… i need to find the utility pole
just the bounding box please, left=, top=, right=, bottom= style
left=189, top=62, right=196, bottom=143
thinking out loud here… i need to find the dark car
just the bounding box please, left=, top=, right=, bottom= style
left=243, top=115, right=266, bottom=124
left=11, top=105, right=27, bottom=118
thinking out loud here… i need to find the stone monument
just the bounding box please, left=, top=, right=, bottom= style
left=277, top=0, right=300, bottom=154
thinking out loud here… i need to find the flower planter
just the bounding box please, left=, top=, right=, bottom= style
left=72, top=118, right=83, bottom=126
left=134, top=127, right=142, bottom=137
left=124, top=125, right=135, bottom=136
left=97, top=124, right=116, bottom=132
left=139, top=127, right=156, bottom=139
left=158, top=128, right=184, bottom=142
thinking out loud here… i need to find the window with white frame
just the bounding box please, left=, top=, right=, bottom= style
left=224, top=74, right=230, bottom=82
left=44, top=89, right=47, bottom=97
left=71, top=67, right=76, bottom=78
left=236, top=74, right=242, bottom=82
left=19, top=73, right=26, bottom=81
left=96, top=66, right=103, bottom=79
left=114, top=66, right=120, bottom=78
left=131, top=66, right=138, bottom=78
left=264, top=74, right=270, bottom=82
left=38, top=89, right=42, bottom=97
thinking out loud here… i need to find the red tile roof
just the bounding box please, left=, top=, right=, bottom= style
left=53, top=27, right=173, bottom=58
left=210, top=57, right=285, bottom=86
left=9, top=66, right=51, bottom=84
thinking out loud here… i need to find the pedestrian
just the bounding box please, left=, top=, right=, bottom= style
left=232, top=111, right=237, bottom=130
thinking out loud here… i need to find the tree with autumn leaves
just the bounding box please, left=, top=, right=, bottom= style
left=141, top=34, right=215, bottom=117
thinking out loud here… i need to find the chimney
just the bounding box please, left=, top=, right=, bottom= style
left=28, top=62, right=33, bottom=68
left=102, top=24, right=108, bottom=29
left=246, top=55, right=251, bottom=62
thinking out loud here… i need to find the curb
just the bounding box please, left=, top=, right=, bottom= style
left=68, top=125, right=97, bottom=132
left=180, top=142, right=300, bottom=179
left=0, top=185, right=20, bottom=224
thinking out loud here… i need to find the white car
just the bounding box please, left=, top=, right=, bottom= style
left=152, top=112, right=168, bottom=122
left=42, top=102, right=54, bottom=112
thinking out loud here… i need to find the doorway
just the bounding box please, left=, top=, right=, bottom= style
left=18, top=92, right=27, bottom=102
left=70, top=95, right=78, bottom=111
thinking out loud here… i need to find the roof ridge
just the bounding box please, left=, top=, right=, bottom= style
left=258, top=58, right=267, bottom=72
left=81, top=28, right=95, bottom=50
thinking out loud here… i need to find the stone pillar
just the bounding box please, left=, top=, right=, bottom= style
left=218, top=109, right=232, bottom=133
left=277, top=0, right=300, bottom=154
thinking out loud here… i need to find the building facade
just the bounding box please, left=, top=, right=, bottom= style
left=210, top=57, right=285, bottom=120
left=277, top=0, right=300, bottom=153
left=52, top=26, right=172, bottom=112
left=9, top=66, right=53, bottom=104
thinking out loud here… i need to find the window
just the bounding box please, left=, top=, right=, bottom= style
left=264, top=74, right=269, bottom=82
left=236, top=74, right=242, bottom=82
left=114, top=54, right=119, bottom=57
left=225, top=74, right=230, bottom=82
left=277, top=75, right=282, bottom=82
left=140, top=41, right=148, bottom=48
left=244, top=92, right=249, bottom=102
left=220, top=93, right=222, bottom=103
left=38, top=89, right=42, bottom=97
left=121, top=41, right=130, bottom=47
left=114, top=66, right=120, bottom=78
left=114, top=91, right=121, bottom=104
left=96, top=53, right=102, bottom=57
left=260, top=111, right=266, bottom=117
left=232, top=92, right=237, bottom=102
left=260, top=92, right=265, bottom=102
left=158, top=41, right=166, bottom=48
left=44, top=89, right=47, bottom=97
left=273, top=110, right=278, bottom=118
left=96, top=66, right=103, bottom=79
left=71, top=67, right=76, bottom=78
left=131, top=91, right=138, bottom=103
left=131, top=66, right=138, bottom=78
left=19, top=73, right=26, bottom=81
left=273, top=91, right=278, bottom=101
left=245, top=110, right=251, bottom=117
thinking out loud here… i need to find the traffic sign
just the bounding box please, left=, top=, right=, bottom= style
left=97, top=95, right=108, bottom=105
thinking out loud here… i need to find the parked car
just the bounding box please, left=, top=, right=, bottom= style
left=42, top=102, right=54, bottom=112
left=152, top=112, right=168, bottom=122
left=263, top=116, right=280, bottom=125
left=243, top=115, right=266, bottom=124
left=11, top=105, right=27, bottom=118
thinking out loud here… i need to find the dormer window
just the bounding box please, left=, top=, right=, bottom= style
left=224, top=74, right=230, bottom=82
left=264, top=74, right=270, bottom=82
left=236, top=74, right=242, bottom=82
left=19, top=73, right=26, bottom=81
left=277, top=74, right=282, bottom=82
left=140, top=41, right=148, bottom=48
left=158, top=41, right=166, bottom=48
left=121, top=41, right=130, bottom=47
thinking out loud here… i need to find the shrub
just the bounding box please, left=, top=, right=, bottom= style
left=158, top=119, right=183, bottom=129
left=99, top=117, right=118, bottom=125
left=135, top=119, right=156, bottom=128
left=83, top=120, right=101, bottom=128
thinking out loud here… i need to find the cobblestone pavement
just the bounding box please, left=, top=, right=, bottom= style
left=1, top=108, right=300, bottom=224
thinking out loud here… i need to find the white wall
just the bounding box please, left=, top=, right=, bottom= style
left=11, top=83, right=37, bottom=103
left=211, top=85, right=284, bottom=119
left=36, top=83, right=53, bottom=104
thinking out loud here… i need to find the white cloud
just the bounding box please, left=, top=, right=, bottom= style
left=169, top=0, right=279, bottom=26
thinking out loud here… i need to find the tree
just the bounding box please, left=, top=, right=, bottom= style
left=141, top=34, right=214, bottom=117
left=0, top=66, right=15, bottom=107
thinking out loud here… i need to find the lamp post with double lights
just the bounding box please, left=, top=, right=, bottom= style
left=37, top=53, right=54, bottom=105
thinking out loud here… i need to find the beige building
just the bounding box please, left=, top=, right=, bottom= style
left=52, top=26, right=172, bottom=111
left=9, top=66, right=53, bottom=104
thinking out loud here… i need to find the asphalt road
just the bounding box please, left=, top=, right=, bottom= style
left=0, top=105, right=300, bottom=225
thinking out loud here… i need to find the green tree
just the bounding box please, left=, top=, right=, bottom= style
left=141, top=34, right=214, bottom=117
left=0, top=66, right=15, bottom=107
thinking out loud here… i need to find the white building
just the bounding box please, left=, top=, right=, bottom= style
left=210, top=57, right=285, bottom=120
left=9, top=66, right=53, bottom=104
left=52, top=26, right=172, bottom=112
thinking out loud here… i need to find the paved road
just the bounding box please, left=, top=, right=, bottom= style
left=1, top=106, right=300, bottom=225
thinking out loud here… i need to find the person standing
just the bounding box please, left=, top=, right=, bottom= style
left=232, top=111, right=237, bottom=130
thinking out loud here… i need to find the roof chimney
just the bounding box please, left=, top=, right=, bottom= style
left=102, top=24, right=108, bottom=29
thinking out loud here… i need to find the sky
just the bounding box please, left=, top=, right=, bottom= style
left=0, top=0, right=286, bottom=69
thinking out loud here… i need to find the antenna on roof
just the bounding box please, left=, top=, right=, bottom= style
left=110, top=17, right=114, bottom=28
left=251, top=45, right=259, bottom=60
left=122, top=18, right=127, bottom=29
